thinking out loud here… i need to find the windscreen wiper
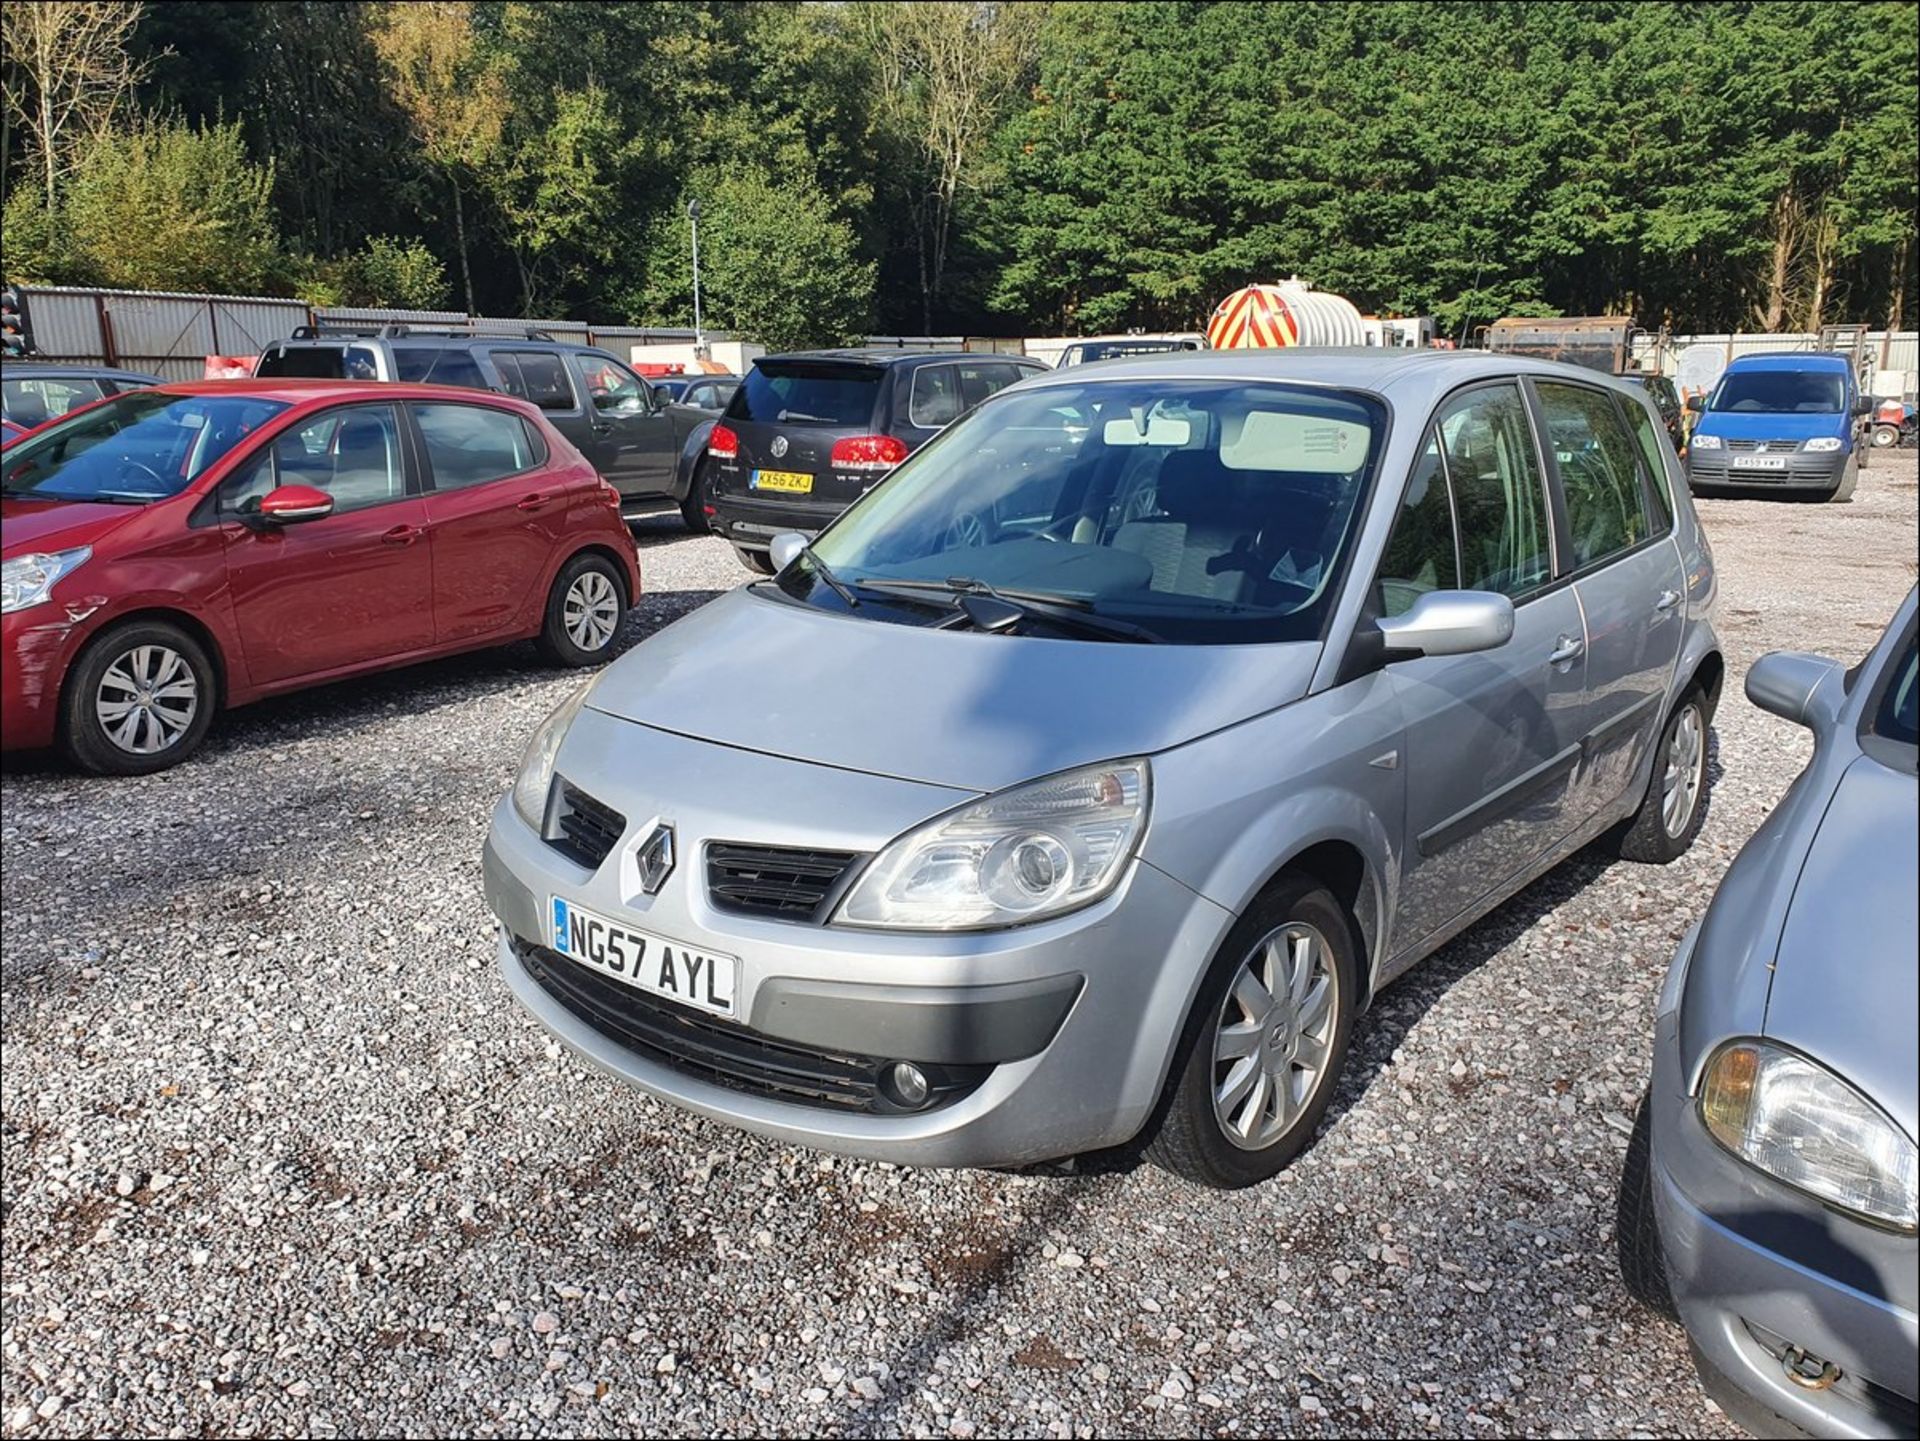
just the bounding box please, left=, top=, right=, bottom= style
left=793, top=540, right=862, bottom=610
left=862, top=576, right=1165, bottom=643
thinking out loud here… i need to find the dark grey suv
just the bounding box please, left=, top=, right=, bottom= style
left=700, top=349, right=1047, bottom=572
left=255, top=327, right=713, bottom=528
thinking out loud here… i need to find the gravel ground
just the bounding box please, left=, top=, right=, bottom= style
left=3, top=455, right=1916, bottom=1439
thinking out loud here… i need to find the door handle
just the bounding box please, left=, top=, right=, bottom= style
left=591, top=421, right=613, bottom=436
left=1655, top=589, right=1682, bottom=613
left=381, top=524, right=423, bottom=547
left=1548, top=634, right=1584, bottom=666
left=515, top=493, right=551, bottom=512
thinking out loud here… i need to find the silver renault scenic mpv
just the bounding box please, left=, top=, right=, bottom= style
left=483, top=350, right=1722, bottom=1187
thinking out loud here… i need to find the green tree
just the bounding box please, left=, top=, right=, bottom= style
left=62, top=115, right=283, bottom=292
left=635, top=165, right=874, bottom=350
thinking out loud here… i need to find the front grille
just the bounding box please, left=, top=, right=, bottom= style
left=1726, top=438, right=1800, bottom=453
left=513, top=940, right=988, bottom=1113
left=707, top=841, right=863, bottom=922
left=547, top=781, right=625, bottom=869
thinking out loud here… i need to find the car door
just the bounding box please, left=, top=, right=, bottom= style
left=565, top=350, right=675, bottom=499
left=1530, top=379, right=1688, bottom=826
left=489, top=348, right=594, bottom=463
left=410, top=399, right=567, bottom=644
left=1379, top=381, right=1589, bottom=950
left=215, top=403, right=435, bottom=686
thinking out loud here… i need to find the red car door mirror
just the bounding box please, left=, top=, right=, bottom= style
left=258, top=484, right=334, bottom=525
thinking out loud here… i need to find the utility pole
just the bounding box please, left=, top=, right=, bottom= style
left=687, top=198, right=705, bottom=360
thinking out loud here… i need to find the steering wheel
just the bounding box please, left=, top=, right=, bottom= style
left=946, top=509, right=990, bottom=549
left=118, top=460, right=168, bottom=491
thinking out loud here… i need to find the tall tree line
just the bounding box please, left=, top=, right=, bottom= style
left=3, top=1, right=1914, bottom=345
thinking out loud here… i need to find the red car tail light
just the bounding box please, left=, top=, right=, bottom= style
left=597, top=477, right=621, bottom=509
left=830, top=434, right=909, bottom=472
left=708, top=423, right=739, bottom=459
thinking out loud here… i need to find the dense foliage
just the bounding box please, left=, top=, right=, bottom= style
left=2, top=0, right=1913, bottom=344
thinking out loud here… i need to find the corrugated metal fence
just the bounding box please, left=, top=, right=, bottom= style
left=10, top=286, right=714, bottom=377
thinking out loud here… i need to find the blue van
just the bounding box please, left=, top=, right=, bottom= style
left=1684, top=352, right=1868, bottom=501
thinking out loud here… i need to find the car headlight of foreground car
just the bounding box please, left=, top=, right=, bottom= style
left=1701, top=1040, right=1918, bottom=1230
left=838, top=759, right=1150, bottom=930
left=511, top=681, right=594, bottom=829
left=1690, top=433, right=1723, bottom=450
left=1802, top=436, right=1845, bottom=452
left=1, top=546, right=91, bottom=614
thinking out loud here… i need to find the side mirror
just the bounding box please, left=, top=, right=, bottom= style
left=1377, top=589, right=1515, bottom=660
left=258, top=484, right=334, bottom=525
left=768, top=531, right=807, bottom=572
left=1851, top=397, right=1871, bottom=417
left=1746, top=650, right=1843, bottom=730
left=1685, top=395, right=1704, bottom=413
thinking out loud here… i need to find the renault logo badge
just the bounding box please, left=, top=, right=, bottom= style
left=771, top=435, right=789, bottom=458
left=636, top=822, right=676, bottom=894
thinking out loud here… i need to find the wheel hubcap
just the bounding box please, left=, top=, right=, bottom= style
left=96, top=644, right=198, bottom=754
left=1211, top=921, right=1339, bottom=1151
left=1661, top=703, right=1705, bottom=837
left=563, top=572, right=619, bottom=651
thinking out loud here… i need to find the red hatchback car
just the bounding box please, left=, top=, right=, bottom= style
left=2, top=380, right=641, bottom=774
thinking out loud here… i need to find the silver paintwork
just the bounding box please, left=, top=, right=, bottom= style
left=484, top=348, right=1723, bottom=1168
left=1649, top=587, right=1917, bottom=1439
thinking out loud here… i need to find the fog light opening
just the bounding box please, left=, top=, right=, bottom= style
left=883, top=1061, right=931, bottom=1109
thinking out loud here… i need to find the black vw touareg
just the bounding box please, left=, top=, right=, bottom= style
left=697, top=349, right=1045, bottom=572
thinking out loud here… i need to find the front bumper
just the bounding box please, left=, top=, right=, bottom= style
left=480, top=714, right=1236, bottom=1168
left=1, top=605, right=85, bottom=751
left=1686, top=447, right=1850, bottom=491
left=1649, top=1002, right=1919, bottom=1438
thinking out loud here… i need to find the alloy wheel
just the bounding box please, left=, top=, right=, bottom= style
left=1211, top=921, right=1339, bottom=1151
left=1661, top=701, right=1705, bottom=837
left=563, top=571, right=619, bottom=651
left=95, top=644, right=199, bottom=755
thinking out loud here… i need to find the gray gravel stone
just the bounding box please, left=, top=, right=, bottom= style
left=4, top=469, right=1917, bottom=1438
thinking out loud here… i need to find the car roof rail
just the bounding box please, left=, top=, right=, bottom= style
left=288, top=321, right=413, bottom=340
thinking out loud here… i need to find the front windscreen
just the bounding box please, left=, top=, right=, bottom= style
left=0, top=391, right=288, bottom=503
left=728, top=362, right=884, bottom=426
left=801, top=380, right=1387, bottom=644
left=1709, top=369, right=1845, bottom=414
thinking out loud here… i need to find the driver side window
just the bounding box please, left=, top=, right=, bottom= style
left=567, top=353, right=650, bottom=414
left=220, top=405, right=407, bottom=517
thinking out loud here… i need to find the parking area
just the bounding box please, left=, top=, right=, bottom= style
left=2, top=453, right=1915, bottom=1439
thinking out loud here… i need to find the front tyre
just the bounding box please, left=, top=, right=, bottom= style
left=1616, top=1090, right=1677, bottom=1320
left=1871, top=423, right=1900, bottom=449
left=61, top=620, right=218, bottom=776
left=537, top=552, right=627, bottom=666
left=1609, top=689, right=1710, bottom=863
left=1146, top=875, right=1358, bottom=1188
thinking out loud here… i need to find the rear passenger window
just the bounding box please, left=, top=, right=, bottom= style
left=393, top=348, right=488, bottom=390
left=1621, top=396, right=1676, bottom=531
left=414, top=403, right=540, bottom=489
left=494, top=351, right=575, bottom=411
left=1535, top=381, right=1652, bottom=567
left=1437, top=384, right=1552, bottom=598
left=909, top=365, right=962, bottom=428
left=1377, top=434, right=1458, bottom=617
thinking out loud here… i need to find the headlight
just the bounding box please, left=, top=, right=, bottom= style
left=1689, top=433, right=1723, bottom=450
left=836, top=759, right=1150, bottom=929
left=1802, top=436, right=1844, bottom=452
left=1700, top=1041, right=1917, bottom=1230
left=1, top=546, right=91, bottom=614
left=511, top=682, right=593, bottom=829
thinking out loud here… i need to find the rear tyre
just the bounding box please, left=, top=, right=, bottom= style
left=1616, top=1090, right=1678, bottom=1321
left=1144, top=875, right=1358, bottom=1188
left=537, top=552, right=627, bottom=666
left=733, top=545, right=776, bottom=576
left=1609, top=689, right=1710, bottom=863
left=1871, top=424, right=1900, bottom=449
left=678, top=460, right=712, bottom=534
left=61, top=620, right=218, bottom=776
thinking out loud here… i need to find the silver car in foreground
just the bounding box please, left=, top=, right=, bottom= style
left=1620, top=588, right=1917, bottom=1438
left=483, top=350, right=1722, bottom=1186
